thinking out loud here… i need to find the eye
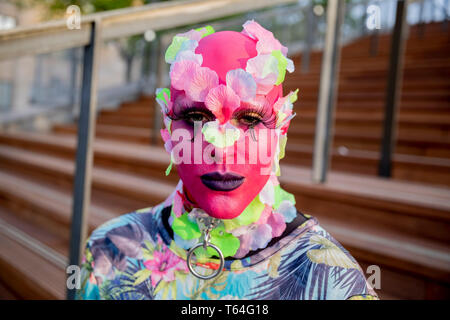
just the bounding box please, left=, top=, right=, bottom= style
left=185, top=111, right=211, bottom=123
left=178, top=107, right=215, bottom=125
left=238, top=112, right=263, bottom=128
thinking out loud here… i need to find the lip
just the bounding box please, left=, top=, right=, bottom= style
left=200, top=172, right=245, bottom=191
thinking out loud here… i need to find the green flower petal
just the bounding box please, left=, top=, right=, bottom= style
left=202, top=123, right=240, bottom=148
left=274, top=185, right=296, bottom=209
left=165, top=160, right=173, bottom=176
left=165, top=35, right=189, bottom=63
left=208, top=224, right=240, bottom=257
left=195, top=25, right=215, bottom=38
left=290, top=88, right=299, bottom=103
left=271, top=50, right=288, bottom=85
left=276, top=112, right=287, bottom=128
left=278, top=135, right=287, bottom=161
left=223, top=195, right=265, bottom=231
left=156, top=87, right=171, bottom=105
left=172, top=212, right=201, bottom=240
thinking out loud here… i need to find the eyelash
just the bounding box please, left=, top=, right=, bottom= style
left=168, top=106, right=215, bottom=125
left=233, top=107, right=277, bottom=129
left=169, top=105, right=278, bottom=129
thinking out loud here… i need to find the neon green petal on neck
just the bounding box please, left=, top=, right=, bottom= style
left=223, top=195, right=265, bottom=232
left=274, top=185, right=296, bottom=210
left=171, top=211, right=201, bottom=240
left=207, top=224, right=240, bottom=257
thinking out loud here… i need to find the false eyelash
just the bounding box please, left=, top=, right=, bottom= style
left=233, top=106, right=278, bottom=129
left=168, top=105, right=215, bottom=123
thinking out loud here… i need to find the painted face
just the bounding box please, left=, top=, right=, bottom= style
left=156, top=23, right=297, bottom=220
left=169, top=87, right=280, bottom=219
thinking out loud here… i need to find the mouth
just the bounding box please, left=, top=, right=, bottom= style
left=200, top=172, right=245, bottom=191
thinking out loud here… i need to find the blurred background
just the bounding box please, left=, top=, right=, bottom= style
left=0, top=0, right=449, bottom=300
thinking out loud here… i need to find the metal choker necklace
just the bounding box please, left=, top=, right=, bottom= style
left=186, top=213, right=224, bottom=280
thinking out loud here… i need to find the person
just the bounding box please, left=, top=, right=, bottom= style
left=76, top=20, right=378, bottom=300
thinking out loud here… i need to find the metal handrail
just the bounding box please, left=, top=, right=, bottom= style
left=0, top=0, right=297, bottom=60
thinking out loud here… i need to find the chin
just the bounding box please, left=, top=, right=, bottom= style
left=180, top=174, right=269, bottom=220
left=199, top=195, right=248, bottom=219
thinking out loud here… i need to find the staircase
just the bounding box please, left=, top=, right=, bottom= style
left=0, top=22, right=449, bottom=300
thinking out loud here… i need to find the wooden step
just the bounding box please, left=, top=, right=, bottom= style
left=0, top=145, right=174, bottom=217
left=0, top=217, right=66, bottom=299
left=0, top=168, right=122, bottom=239
left=284, top=142, right=450, bottom=187
left=0, top=131, right=173, bottom=182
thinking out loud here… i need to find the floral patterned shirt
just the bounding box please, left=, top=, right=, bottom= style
left=76, top=203, right=378, bottom=300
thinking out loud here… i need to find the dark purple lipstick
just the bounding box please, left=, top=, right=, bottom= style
left=200, top=172, right=245, bottom=191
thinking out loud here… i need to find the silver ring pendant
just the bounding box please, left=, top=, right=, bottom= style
left=187, top=242, right=225, bottom=280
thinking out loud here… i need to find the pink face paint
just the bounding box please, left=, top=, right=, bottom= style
left=170, top=97, right=279, bottom=219
left=158, top=24, right=295, bottom=220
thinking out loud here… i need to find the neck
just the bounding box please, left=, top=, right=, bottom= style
left=167, top=176, right=297, bottom=259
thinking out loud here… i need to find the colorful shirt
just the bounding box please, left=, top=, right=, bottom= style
left=76, top=202, right=378, bottom=300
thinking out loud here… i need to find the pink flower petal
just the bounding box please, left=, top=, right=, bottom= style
left=250, top=224, right=273, bottom=250
left=170, top=60, right=197, bottom=91
left=204, top=84, right=241, bottom=123
left=186, top=66, right=219, bottom=102
left=256, top=204, right=272, bottom=225
left=177, top=29, right=203, bottom=42
left=267, top=211, right=286, bottom=238
left=226, top=69, right=257, bottom=102
left=242, top=20, right=288, bottom=55
left=150, top=271, right=162, bottom=287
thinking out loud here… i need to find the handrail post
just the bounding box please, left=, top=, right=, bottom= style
left=151, top=33, right=168, bottom=145
left=312, top=0, right=345, bottom=183
left=301, top=3, right=315, bottom=73
left=67, top=19, right=101, bottom=300
left=378, top=0, right=408, bottom=178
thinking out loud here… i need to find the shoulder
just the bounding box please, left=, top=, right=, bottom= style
left=278, top=215, right=378, bottom=300
left=84, top=205, right=166, bottom=280
left=77, top=205, right=169, bottom=299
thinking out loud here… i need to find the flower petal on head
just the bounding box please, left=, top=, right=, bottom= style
left=245, top=54, right=279, bottom=95
left=246, top=54, right=278, bottom=79
left=156, top=88, right=172, bottom=114
left=186, top=66, right=219, bottom=102
left=173, top=49, right=203, bottom=65
left=241, top=20, right=288, bottom=55
left=204, top=84, right=240, bottom=122
left=177, top=29, right=204, bottom=42
left=165, top=36, right=189, bottom=64
left=226, top=69, right=257, bottom=102
left=170, top=60, right=198, bottom=91
left=272, top=95, right=287, bottom=114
